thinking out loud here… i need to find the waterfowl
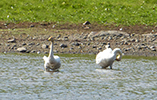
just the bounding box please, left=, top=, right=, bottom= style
left=43, top=36, right=61, bottom=72
left=96, top=43, right=122, bottom=69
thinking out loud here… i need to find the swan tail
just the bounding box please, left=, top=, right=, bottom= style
left=43, top=56, right=48, bottom=61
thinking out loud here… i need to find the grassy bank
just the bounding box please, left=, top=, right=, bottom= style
left=0, top=0, right=157, bottom=26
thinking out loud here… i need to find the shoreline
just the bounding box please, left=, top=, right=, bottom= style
left=0, top=28, right=157, bottom=57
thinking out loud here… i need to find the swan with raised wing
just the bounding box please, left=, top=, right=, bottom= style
left=96, top=43, right=122, bottom=69
left=43, top=36, right=61, bottom=72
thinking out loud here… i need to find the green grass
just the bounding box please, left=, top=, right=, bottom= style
left=0, top=0, right=157, bottom=26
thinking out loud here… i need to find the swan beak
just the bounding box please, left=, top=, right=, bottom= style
left=48, top=36, right=55, bottom=42
left=48, top=37, right=52, bottom=41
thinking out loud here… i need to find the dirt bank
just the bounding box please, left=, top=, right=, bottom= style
left=0, top=22, right=157, bottom=56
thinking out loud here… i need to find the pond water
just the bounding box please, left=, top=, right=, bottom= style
left=0, top=53, right=157, bottom=100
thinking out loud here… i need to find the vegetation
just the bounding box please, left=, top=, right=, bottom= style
left=0, top=0, right=157, bottom=26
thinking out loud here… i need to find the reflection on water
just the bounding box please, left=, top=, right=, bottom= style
left=0, top=53, right=157, bottom=100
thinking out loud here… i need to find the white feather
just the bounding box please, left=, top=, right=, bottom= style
left=96, top=47, right=122, bottom=69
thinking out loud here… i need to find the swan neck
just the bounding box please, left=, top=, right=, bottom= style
left=48, top=42, right=54, bottom=58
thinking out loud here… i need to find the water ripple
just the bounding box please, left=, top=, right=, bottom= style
left=0, top=53, right=157, bottom=100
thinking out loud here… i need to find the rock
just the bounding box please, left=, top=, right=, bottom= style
left=130, top=33, right=135, bottom=37
left=125, top=48, right=131, bottom=51
left=36, top=43, right=40, bottom=46
left=93, top=46, right=97, bottom=48
left=30, top=24, right=35, bottom=27
left=88, top=30, right=129, bottom=38
left=70, top=47, right=74, bottom=50
left=87, top=43, right=90, bottom=45
left=42, top=44, right=48, bottom=49
left=129, top=39, right=135, bottom=42
left=7, top=38, right=16, bottom=43
left=37, top=51, right=40, bottom=54
left=135, top=39, right=140, bottom=42
left=6, top=44, right=10, bottom=46
left=142, top=34, right=154, bottom=37
left=83, top=36, right=87, bottom=39
left=88, top=31, right=97, bottom=37
left=60, top=44, right=67, bottom=48
left=75, top=42, right=80, bottom=46
left=72, top=42, right=80, bottom=46
left=63, top=36, right=68, bottom=41
left=44, top=51, right=48, bottom=54
left=11, top=45, right=16, bottom=49
left=57, top=34, right=61, bottom=38
left=82, top=21, right=91, bottom=29
left=31, top=50, right=36, bottom=53
left=26, top=50, right=31, bottom=53
left=22, top=43, right=27, bottom=46
left=28, top=42, right=35, bottom=45
left=83, top=21, right=91, bottom=26
left=97, top=47, right=102, bottom=50
left=33, top=37, right=37, bottom=40
left=149, top=46, right=156, bottom=51
left=78, top=46, right=82, bottom=49
left=108, top=36, right=113, bottom=40
left=17, top=47, right=27, bottom=52
left=54, top=50, right=58, bottom=53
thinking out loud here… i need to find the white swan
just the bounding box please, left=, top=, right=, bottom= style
left=43, top=36, right=61, bottom=72
left=96, top=44, right=122, bottom=69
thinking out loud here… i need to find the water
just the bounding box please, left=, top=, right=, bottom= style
left=0, top=53, right=157, bottom=100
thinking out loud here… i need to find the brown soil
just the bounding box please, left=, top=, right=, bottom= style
left=0, top=21, right=157, bottom=34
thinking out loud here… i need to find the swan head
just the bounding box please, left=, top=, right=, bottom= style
left=48, top=36, right=55, bottom=42
left=116, top=54, right=122, bottom=61
left=112, top=48, right=122, bottom=61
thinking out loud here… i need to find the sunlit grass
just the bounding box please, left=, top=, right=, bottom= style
left=0, top=0, right=157, bottom=26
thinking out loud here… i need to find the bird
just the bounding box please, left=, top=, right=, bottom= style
left=96, top=43, right=122, bottom=69
left=43, top=36, right=61, bottom=72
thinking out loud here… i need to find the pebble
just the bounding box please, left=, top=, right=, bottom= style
left=63, top=36, right=68, bottom=41
left=11, top=45, right=16, bottom=49
left=31, top=50, right=36, bottom=53
left=37, top=51, right=40, bottom=54
left=28, top=42, right=35, bottom=45
left=60, top=44, right=67, bottom=48
left=149, top=46, right=156, bottom=51
left=42, top=44, right=49, bottom=49
left=2, top=30, right=157, bottom=56
left=8, top=38, right=16, bottom=43
left=17, top=47, right=27, bottom=52
left=22, top=43, right=27, bottom=46
left=75, top=42, right=80, bottom=46
left=93, top=46, right=97, bottom=48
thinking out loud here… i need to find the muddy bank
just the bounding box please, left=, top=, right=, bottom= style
left=0, top=27, right=157, bottom=56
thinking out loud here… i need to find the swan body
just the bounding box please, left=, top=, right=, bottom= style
left=43, top=36, right=61, bottom=72
left=96, top=46, right=122, bottom=69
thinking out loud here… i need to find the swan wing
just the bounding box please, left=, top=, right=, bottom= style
left=54, top=55, right=61, bottom=63
left=96, top=48, right=112, bottom=64
left=96, top=48, right=114, bottom=68
left=46, top=55, right=61, bottom=70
